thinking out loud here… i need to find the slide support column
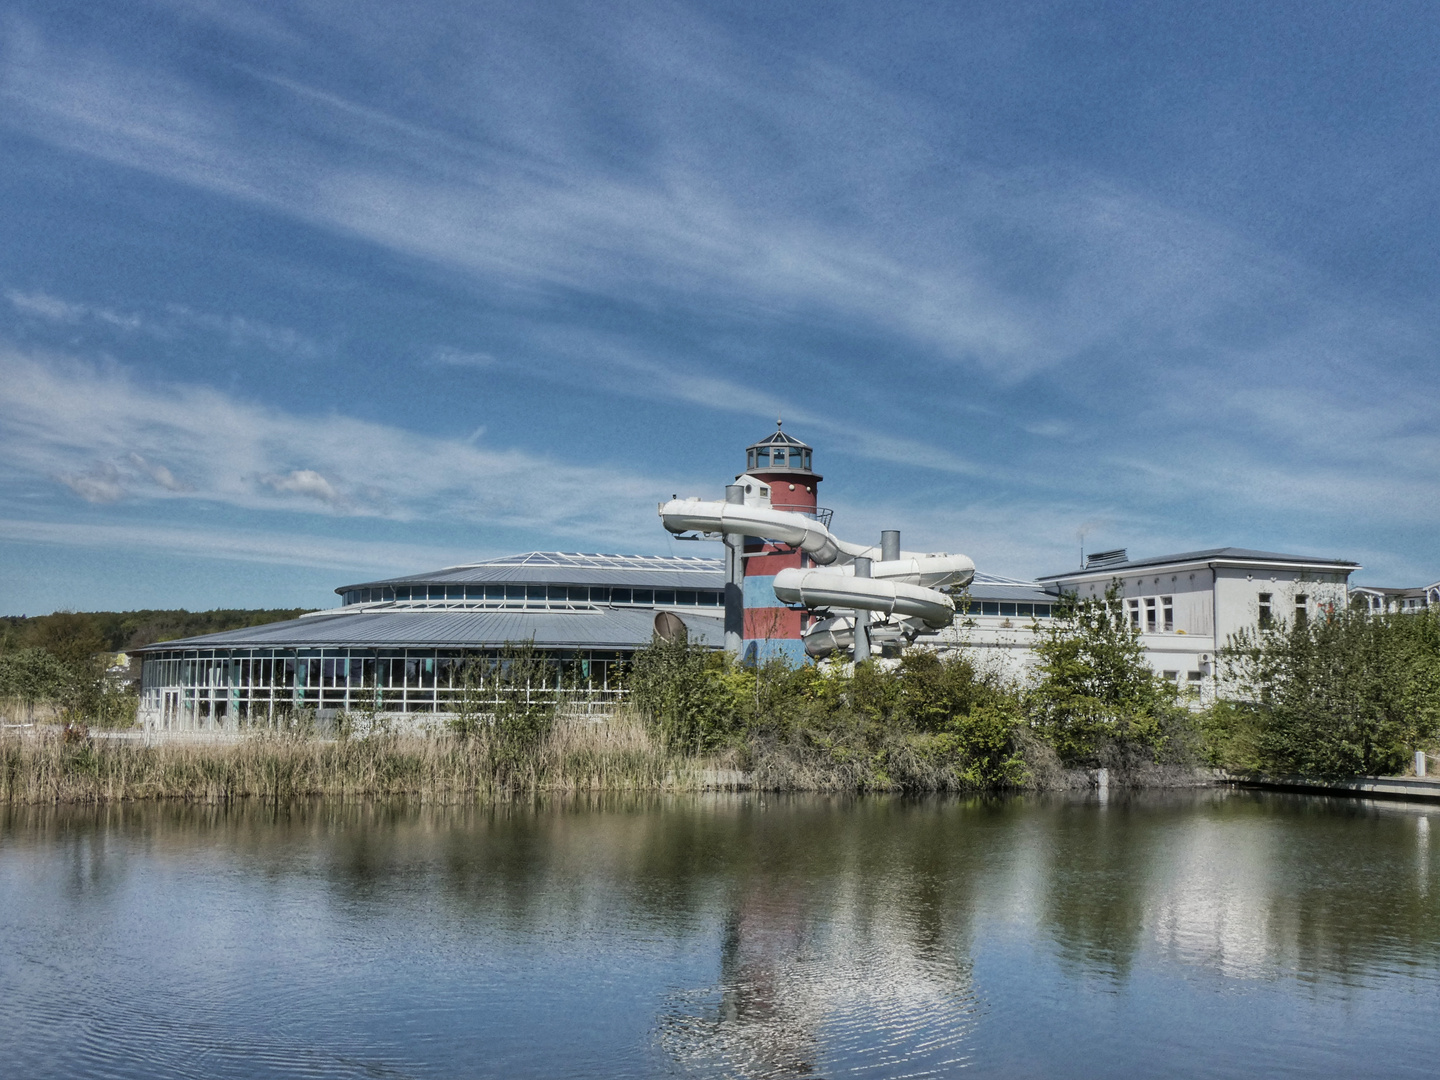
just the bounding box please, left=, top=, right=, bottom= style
left=852, top=557, right=872, bottom=664
left=723, top=484, right=745, bottom=655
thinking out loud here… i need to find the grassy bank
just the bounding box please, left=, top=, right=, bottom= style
left=0, top=712, right=693, bottom=804
left=0, top=712, right=1211, bottom=805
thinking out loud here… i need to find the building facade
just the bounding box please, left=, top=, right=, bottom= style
left=137, top=425, right=1378, bottom=729
left=137, top=552, right=724, bottom=732
left=939, top=547, right=1359, bottom=699
left=737, top=426, right=828, bottom=664
left=1351, top=582, right=1440, bottom=614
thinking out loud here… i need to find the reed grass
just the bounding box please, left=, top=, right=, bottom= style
left=0, top=710, right=702, bottom=805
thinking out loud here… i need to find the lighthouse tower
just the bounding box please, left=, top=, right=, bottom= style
left=735, top=423, right=825, bottom=664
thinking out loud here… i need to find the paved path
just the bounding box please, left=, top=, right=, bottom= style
left=1233, top=774, right=1440, bottom=803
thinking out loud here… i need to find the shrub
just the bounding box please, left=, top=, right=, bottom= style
left=1221, top=607, right=1440, bottom=777
left=1026, top=584, right=1182, bottom=764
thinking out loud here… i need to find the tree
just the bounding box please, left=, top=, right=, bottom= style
left=452, top=641, right=560, bottom=784
left=1026, top=583, right=1175, bottom=763
left=628, top=635, right=735, bottom=752
left=1221, top=607, right=1440, bottom=777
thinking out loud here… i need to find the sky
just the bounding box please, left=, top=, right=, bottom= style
left=2, top=0, right=1438, bottom=615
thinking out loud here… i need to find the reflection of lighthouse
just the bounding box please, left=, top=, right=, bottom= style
left=736, top=424, right=825, bottom=665
left=655, top=873, right=980, bottom=1078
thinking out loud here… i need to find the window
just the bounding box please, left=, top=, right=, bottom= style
left=756, top=448, right=770, bottom=467
left=1162, top=596, right=1174, bottom=632
left=747, top=450, right=756, bottom=469
left=610, top=588, right=631, bottom=604
left=676, top=590, right=697, bottom=605
left=999, top=603, right=1017, bottom=617
left=1127, top=598, right=1141, bottom=628
left=981, top=602, right=1000, bottom=615
left=1144, top=597, right=1157, bottom=632
left=1258, top=593, right=1272, bottom=629
left=1295, top=594, right=1308, bottom=628
left=1186, top=671, right=1203, bottom=698
left=654, top=590, right=676, bottom=605
left=1162, top=670, right=1178, bottom=681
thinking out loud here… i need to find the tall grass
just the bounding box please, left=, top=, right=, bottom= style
left=0, top=710, right=697, bottom=805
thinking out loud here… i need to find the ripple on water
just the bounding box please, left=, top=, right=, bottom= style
left=656, top=904, right=979, bottom=1079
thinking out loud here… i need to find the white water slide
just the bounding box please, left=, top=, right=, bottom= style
left=659, top=483, right=974, bottom=658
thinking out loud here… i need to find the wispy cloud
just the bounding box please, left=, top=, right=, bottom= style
left=430, top=346, right=497, bottom=369
left=6, top=288, right=324, bottom=359
left=0, top=517, right=472, bottom=574
left=0, top=345, right=702, bottom=545
left=8, top=289, right=143, bottom=331
left=2, top=1, right=1438, bottom=595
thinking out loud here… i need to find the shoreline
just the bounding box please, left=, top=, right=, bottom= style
left=0, top=723, right=1219, bottom=805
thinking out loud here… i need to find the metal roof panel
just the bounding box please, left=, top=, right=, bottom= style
left=139, top=608, right=725, bottom=651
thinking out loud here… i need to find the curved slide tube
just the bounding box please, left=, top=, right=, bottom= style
left=659, top=497, right=974, bottom=651
left=659, top=499, right=841, bottom=564
left=770, top=568, right=954, bottom=629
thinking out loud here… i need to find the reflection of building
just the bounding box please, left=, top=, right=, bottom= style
left=658, top=879, right=977, bottom=1078
left=136, top=552, right=724, bottom=732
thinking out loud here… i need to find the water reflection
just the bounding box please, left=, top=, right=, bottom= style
left=1, top=792, right=1438, bottom=1079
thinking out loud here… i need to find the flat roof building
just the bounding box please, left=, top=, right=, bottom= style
left=138, top=552, right=724, bottom=733
left=943, top=547, right=1360, bottom=699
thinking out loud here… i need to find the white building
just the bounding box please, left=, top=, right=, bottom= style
left=941, top=547, right=1359, bottom=700
left=1350, top=582, right=1440, bottom=614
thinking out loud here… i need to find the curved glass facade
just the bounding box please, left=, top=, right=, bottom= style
left=140, top=646, right=624, bottom=732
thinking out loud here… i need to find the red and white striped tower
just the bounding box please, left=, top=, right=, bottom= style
left=738, top=423, right=824, bottom=664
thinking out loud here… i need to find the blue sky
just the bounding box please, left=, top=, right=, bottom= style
left=2, top=0, right=1438, bottom=615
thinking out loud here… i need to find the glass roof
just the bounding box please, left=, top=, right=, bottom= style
left=746, top=422, right=811, bottom=451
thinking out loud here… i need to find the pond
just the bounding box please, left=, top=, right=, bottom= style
left=1, top=790, right=1436, bottom=1078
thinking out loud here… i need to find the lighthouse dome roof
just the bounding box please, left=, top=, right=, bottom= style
left=745, top=422, right=811, bottom=451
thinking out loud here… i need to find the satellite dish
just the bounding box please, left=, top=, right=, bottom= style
left=653, top=610, right=688, bottom=643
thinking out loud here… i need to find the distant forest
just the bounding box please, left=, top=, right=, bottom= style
left=0, top=609, right=316, bottom=657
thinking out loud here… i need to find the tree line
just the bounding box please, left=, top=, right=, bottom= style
left=0, top=608, right=312, bottom=724
left=627, top=586, right=1440, bottom=786
left=5, top=592, right=1438, bottom=784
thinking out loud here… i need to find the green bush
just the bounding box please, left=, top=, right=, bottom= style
left=448, top=642, right=561, bottom=785
left=626, top=637, right=1027, bottom=789
left=628, top=636, right=739, bottom=752
left=1026, top=584, right=1182, bottom=764
left=1222, top=607, right=1440, bottom=777
left=0, top=648, right=73, bottom=704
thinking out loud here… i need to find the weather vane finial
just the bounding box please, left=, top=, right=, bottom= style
left=777, top=414, right=783, bottom=428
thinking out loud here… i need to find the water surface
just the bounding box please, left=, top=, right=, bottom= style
left=1, top=791, right=1436, bottom=1078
